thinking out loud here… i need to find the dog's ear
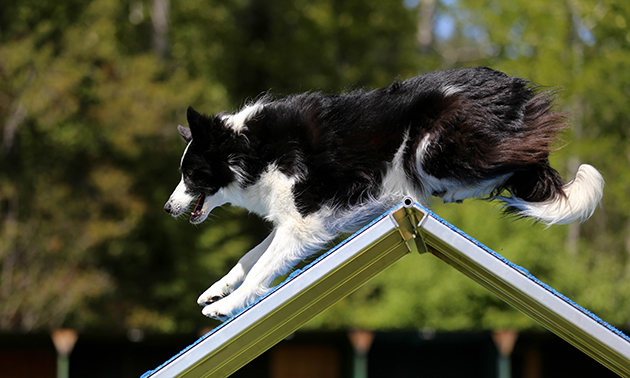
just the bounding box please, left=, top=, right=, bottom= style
left=187, top=106, right=201, bottom=125
left=177, top=125, right=192, bottom=143
left=187, top=106, right=209, bottom=143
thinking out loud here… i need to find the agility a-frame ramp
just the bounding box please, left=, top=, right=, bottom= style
left=142, top=198, right=630, bottom=378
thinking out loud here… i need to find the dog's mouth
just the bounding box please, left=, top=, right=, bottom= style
left=190, top=193, right=207, bottom=222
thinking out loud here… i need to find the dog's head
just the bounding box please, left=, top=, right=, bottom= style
left=164, top=106, right=242, bottom=224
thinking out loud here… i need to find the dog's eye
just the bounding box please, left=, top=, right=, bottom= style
left=186, top=169, right=194, bottom=176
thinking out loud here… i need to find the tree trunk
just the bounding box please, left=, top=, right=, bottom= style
left=151, top=0, right=170, bottom=59
left=417, top=0, right=436, bottom=53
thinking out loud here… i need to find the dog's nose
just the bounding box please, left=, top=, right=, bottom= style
left=164, top=201, right=173, bottom=214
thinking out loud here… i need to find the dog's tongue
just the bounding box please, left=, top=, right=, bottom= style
left=191, top=193, right=206, bottom=221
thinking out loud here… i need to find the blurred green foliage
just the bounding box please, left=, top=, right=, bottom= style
left=1, top=0, right=630, bottom=334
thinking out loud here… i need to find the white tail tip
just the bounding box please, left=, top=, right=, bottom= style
left=502, top=164, right=604, bottom=225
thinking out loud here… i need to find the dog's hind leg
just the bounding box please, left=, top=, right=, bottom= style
left=197, top=230, right=276, bottom=306
left=201, top=223, right=328, bottom=320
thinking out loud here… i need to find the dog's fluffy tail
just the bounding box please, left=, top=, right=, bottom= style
left=498, top=164, right=604, bottom=225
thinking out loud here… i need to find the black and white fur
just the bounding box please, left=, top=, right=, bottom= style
left=164, top=67, right=604, bottom=320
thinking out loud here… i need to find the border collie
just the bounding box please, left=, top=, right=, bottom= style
left=164, top=67, right=604, bottom=320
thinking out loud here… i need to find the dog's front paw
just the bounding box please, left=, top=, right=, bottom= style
left=201, top=287, right=263, bottom=321
left=197, top=282, right=234, bottom=306
left=201, top=295, right=245, bottom=321
left=201, top=303, right=232, bottom=321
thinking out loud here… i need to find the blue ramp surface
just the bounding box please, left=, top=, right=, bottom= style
left=143, top=199, right=630, bottom=378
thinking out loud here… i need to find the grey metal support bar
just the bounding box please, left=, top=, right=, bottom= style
left=142, top=200, right=630, bottom=378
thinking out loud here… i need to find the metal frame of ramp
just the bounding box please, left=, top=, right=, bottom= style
left=142, top=199, right=630, bottom=378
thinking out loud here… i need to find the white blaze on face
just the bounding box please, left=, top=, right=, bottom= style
left=165, top=177, right=196, bottom=216
left=165, top=141, right=196, bottom=216
left=181, top=140, right=192, bottom=166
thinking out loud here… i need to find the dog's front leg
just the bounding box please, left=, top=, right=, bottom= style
left=197, top=230, right=276, bottom=306
left=201, top=224, right=325, bottom=320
